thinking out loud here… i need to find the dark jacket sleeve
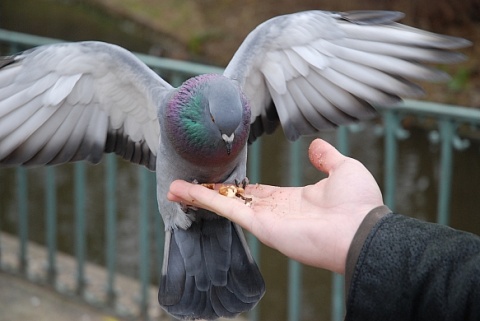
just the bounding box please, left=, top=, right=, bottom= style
left=344, top=206, right=480, bottom=321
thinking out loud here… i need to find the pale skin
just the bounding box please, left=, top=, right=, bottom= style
left=167, top=138, right=384, bottom=275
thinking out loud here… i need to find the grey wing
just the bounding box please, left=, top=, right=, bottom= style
left=0, top=41, right=174, bottom=170
left=224, top=10, right=471, bottom=142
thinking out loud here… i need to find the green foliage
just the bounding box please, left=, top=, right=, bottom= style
left=448, top=67, right=471, bottom=92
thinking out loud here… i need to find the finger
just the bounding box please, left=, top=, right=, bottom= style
left=168, top=180, right=222, bottom=211
left=166, top=192, right=183, bottom=203
left=308, top=138, right=347, bottom=174
left=168, top=181, right=278, bottom=200
left=168, top=180, right=254, bottom=228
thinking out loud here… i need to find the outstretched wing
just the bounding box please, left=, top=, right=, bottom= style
left=0, top=41, right=173, bottom=170
left=224, top=10, right=471, bottom=142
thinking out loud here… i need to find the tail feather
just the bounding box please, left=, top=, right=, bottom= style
left=215, top=285, right=261, bottom=313
left=172, top=223, right=211, bottom=291
left=163, top=276, right=211, bottom=319
left=158, top=216, right=265, bottom=320
left=210, top=285, right=255, bottom=316
left=229, top=224, right=266, bottom=299
left=202, top=218, right=231, bottom=285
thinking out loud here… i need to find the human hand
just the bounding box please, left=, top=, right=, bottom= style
left=167, top=138, right=384, bottom=274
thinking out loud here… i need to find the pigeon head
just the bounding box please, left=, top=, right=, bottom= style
left=165, top=74, right=251, bottom=165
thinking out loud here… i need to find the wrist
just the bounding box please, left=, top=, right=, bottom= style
left=344, top=205, right=392, bottom=289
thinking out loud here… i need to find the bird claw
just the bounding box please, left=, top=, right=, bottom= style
left=201, top=183, right=215, bottom=190
left=181, top=202, right=198, bottom=212
left=234, top=177, right=249, bottom=189
left=201, top=182, right=253, bottom=204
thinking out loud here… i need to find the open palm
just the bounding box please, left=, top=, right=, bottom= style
left=168, top=139, right=384, bottom=274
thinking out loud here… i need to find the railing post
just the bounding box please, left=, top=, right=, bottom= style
left=437, top=119, right=455, bottom=225
left=331, top=127, right=349, bottom=321
left=75, top=162, right=87, bottom=296
left=45, top=167, right=57, bottom=283
left=154, top=172, right=164, bottom=287
left=247, top=140, right=262, bottom=261
left=247, top=139, right=262, bottom=321
left=138, top=167, right=151, bottom=319
left=0, top=220, right=2, bottom=267
left=0, top=205, right=2, bottom=266
left=383, top=111, right=399, bottom=210
left=288, top=139, right=303, bottom=321
left=16, top=167, right=28, bottom=274
left=336, top=126, right=350, bottom=156
left=105, top=154, right=117, bottom=306
left=331, top=274, right=345, bottom=321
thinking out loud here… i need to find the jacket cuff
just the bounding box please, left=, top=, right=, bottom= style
left=344, top=205, right=392, bottom=295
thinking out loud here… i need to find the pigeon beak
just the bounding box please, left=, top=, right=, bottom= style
left=225, top=142, right=233, bottom=155
left=222, top=133, right=234, bottom=155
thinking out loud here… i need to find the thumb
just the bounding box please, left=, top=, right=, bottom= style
left=308, top=139, right=347, bottom=174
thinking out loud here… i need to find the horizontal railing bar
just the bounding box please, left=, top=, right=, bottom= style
left=0, top=28, right=224, bottom=76
left=376, top=100, right=480, bottom=123
left=135, top=53, right=224, bottom=76
left=0, top=29, right=60, bottom=47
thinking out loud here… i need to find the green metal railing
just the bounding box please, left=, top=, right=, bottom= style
left=0, top=28, right=479, bottom=321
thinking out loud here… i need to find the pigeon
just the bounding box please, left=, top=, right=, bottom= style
left=0, top=10, right=470, bottom=320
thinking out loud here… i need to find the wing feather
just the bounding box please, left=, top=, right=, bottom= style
left=70, top=104, right=106, bottom=163
left=0, top=99, right=59, bottom=159
left=67, top=74, right=95, bottom=105
left=0, top=62, right=21, bottom=87
left=51, top=104, right=93, bottom=164
left=328, top=59, right=424, bottom=97
left=6, top=100, right=74, bottom=165
left=224, top=10, right=470, bottom=141
left=44, top=74, right=82, bottom=106
left=287, top=79, right=336, bottom=130
left=322, top=40, right=450, bottom=82
left=0, top=42, right=173, bottom=169
left=284, top=49, right=310, bottom=77
left=338, top=22, right=470, bottom=49
left=292, top=45, right=328, bottom=70
left=260, top=60, right=286, bottom=95
left=335, top=38, right=466, bottom=63
left=28, top=105, right=86, bottom=165
left=267, top=81, right=316, bottom=141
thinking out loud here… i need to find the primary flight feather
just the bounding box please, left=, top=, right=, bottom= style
left=0, top=10, right=470, bottom=320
